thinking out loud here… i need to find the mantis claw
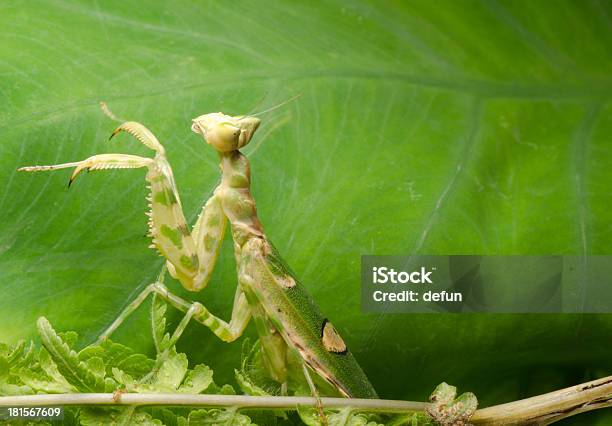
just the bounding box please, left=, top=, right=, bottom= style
left=109, top=121, right=165, bottom=155
left=108, top=127, right=122, bottom=141
left=67, top=163, right=90, bottom=186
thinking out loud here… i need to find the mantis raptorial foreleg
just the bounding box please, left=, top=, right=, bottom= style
left=18, top=154, right=155, bottom=183
left=19, top=122, right=227, bottom=293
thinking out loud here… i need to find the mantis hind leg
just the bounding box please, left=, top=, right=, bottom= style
left=239, top=282, right=291, bottom=394
left=249, top=304, right=328, bottom=424
left=302, top=363, right=328, bottom=426
left=256, top=319, right=289, bottom=390
left=253, top=328, right=327, bottom=424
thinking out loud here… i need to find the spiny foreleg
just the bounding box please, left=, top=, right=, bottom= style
left=19, top=121, right=227, bottom=292
left=18, top=154, right=154, bottom=185
left=109, top=121, right=228, bottom=291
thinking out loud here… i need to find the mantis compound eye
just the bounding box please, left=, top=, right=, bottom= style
left=236, top=116, right=261, bottom=148
left=204, top=123, right=240, bottom=152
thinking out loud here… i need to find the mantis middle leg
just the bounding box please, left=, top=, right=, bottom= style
left=99, top=281, right=252, bottom=345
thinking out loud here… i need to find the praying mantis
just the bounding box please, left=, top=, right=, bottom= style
left=18, top=107, right=378, bottom=402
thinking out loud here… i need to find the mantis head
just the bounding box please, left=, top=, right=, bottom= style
left=191, top=113, right=261, bottom=153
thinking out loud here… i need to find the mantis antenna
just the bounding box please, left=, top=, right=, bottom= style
left=242, top=93, right=302, bottom=118
left=100, top=93, right=300, bottom=125
left=240, top=93, right=302, bottom=156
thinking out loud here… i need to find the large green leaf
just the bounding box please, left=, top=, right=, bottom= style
left=1, top=0, right=611, bottom=423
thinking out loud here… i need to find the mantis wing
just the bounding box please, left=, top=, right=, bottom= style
left=242, top=239, right=378, bottom=399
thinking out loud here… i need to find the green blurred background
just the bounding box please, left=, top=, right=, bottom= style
left=0, top=1, right=611, bottom=423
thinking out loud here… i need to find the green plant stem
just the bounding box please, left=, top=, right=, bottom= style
left=0, top=394, right=426, bottom=413
left=0, top=375, right=610, bottom=424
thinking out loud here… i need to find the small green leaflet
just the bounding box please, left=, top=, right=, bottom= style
left=235, top=338, right=280, bottom=396
left=80, top=406, right=163, bottom=426
left=298, top=407, right=385, bottom=426
left=37, top=317, right=108, bottom=392
left=79, top=339, right=155, bottom=378
left=187, top=408, right=253, bottom=425
left=152, top=293, right=173, bottom=354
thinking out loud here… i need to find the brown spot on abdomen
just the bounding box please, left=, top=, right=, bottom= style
left=321, top=319, right=347, bottom=354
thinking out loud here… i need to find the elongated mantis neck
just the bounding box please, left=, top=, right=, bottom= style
left=218, top=150, right=265, bottom=246
left=219, top=150, right=247, bottom=182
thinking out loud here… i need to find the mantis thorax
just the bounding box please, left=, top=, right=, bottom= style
left=218, top=151, right=264, bottom=247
